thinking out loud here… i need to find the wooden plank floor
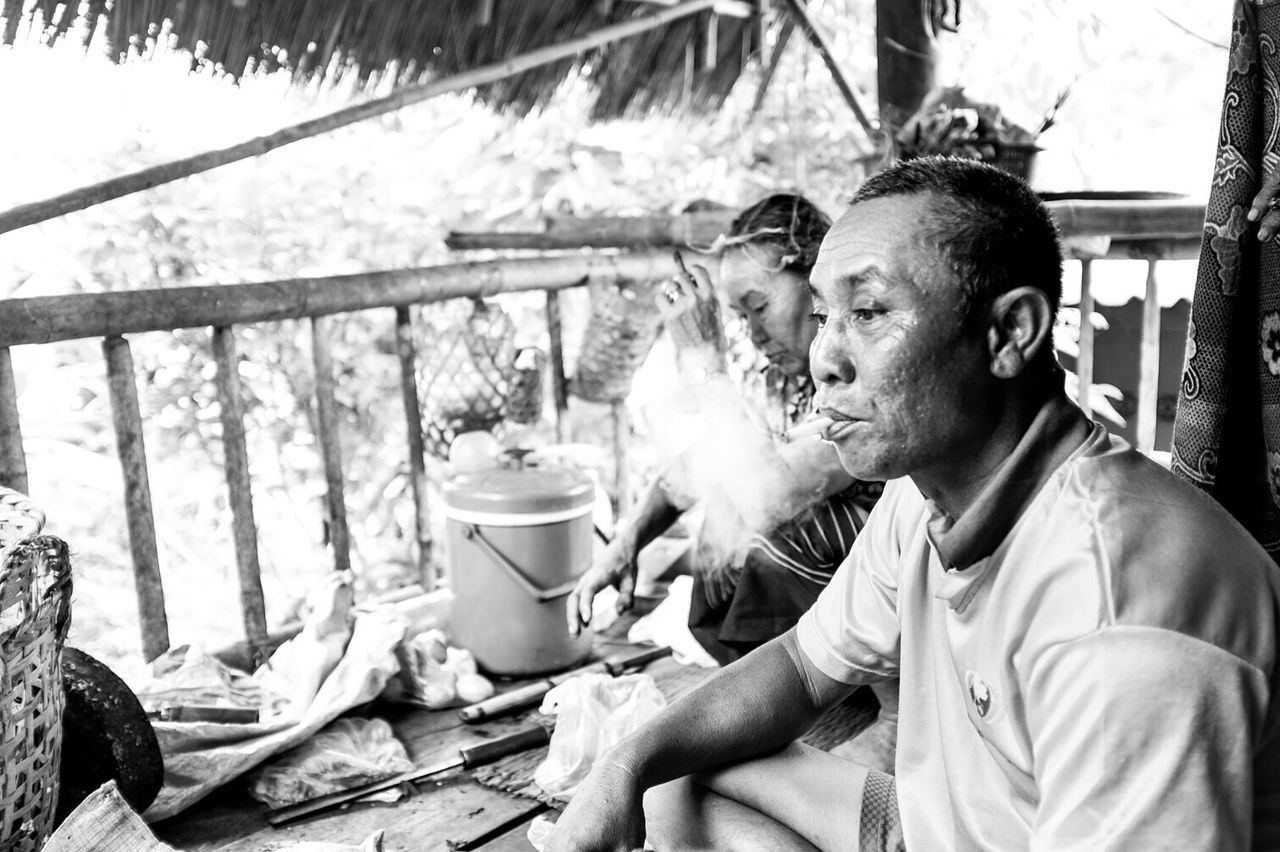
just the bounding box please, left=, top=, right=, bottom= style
left=150, top=637, right=684, bottom=852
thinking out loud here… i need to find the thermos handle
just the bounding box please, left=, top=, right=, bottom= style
left=461, top=524, right=579, bottom=602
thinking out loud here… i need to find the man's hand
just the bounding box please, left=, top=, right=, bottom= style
left=1249, top=163, right=1280, bottom=242
left=566, top=539, right=638, bottom=638
left=547, top=761, right=648, bottom=852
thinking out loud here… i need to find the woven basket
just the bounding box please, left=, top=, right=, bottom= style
left=0, top=487, right=72, bottom=851
left=571, top=277, right=663, bottom=404
left=988, top=143, right=1041, bottom=183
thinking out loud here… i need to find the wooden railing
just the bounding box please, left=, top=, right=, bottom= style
left=0, top=252, right=669, bottom=661
left=0, top=199, right=1206, bottom=663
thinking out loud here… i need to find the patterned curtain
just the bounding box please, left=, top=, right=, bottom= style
left=1172, top=0, right=1280, bottom=563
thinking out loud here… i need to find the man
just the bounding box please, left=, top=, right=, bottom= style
left=549, top=157, right=1280, bottom=851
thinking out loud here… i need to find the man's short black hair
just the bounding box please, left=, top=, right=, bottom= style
left=850, top=157, right=1063, bottom=323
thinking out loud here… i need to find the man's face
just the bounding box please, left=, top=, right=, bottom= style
left=808, top=193, right=997, bottom=485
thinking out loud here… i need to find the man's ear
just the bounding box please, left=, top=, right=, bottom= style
left=985, top=287, right=1054, bottom=380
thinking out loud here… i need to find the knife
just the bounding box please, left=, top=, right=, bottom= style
left=459, top=644, right=674, bottom=724
left=265, top=725, right=550, bottom=827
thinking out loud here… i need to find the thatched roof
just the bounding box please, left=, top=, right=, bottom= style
left=3, top=0, right=762, bottom=120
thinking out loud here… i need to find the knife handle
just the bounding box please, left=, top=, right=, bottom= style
left=461, top=724, right=551, bottom=767
left=458, top=678, right=556, bottom=723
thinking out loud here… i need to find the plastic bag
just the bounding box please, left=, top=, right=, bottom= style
left=247, top=717, right=414, bottom=809
left=389, top=629, right=495, bottom=709
left=533, top=673, right=667, bottom=801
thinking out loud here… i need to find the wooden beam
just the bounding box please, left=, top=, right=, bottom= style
left=446, top=202, right=1207, bottom=252
left=0, top=251, right=672, bottom=348
left=1077, top=260, right=1095, bottom=419
left=211, top=326, right=270, bottom=659
left=0, top=0, right=723, bottom=236
left=545, top=291, right=569, bottom=443
left=103, top=335, right=170, bottom=662
left=875, top=0, right=937, bottom=131
left=779, top=0, right=876, bottom=135
left=1045, top=200, right=1206, bottom=240
left=1136, top=260, right=1162, bottom=454
left=0, top=348, right=28, bottom=494
left=311, top=316, right=352, bottom=575
left=394, top=306, right=434, bottom=590
left=622, top=0, right=754, bottom=17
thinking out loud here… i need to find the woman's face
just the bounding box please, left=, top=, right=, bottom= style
left=717, top=245, right=817, bottom=377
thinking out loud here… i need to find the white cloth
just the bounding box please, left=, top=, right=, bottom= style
left=798, top=414, right=1280, bottom=850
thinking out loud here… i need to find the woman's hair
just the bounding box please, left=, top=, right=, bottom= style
left=723, top=194, right=832, bottom=275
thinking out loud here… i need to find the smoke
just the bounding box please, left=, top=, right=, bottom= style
left=640, top=374, right=834, bottom=575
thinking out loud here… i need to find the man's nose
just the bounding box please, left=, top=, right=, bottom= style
left=809, top=324, right=855, bottom=385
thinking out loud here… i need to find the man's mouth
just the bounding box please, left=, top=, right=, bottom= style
left=816, top=408, right=862, bottom=441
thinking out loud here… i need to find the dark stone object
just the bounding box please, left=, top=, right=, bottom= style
left=55, top=647, right=164, bottom=825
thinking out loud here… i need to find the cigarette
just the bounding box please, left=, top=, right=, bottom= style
left=786, top=416, right=835, bottom=440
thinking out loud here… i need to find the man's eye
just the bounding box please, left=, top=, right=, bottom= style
left=809, top=312, right=828, bottom=328
left=852, top=308, right=880, bottom=322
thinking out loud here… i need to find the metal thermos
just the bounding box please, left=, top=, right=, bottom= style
left=442, top=451, right=594, bottom=676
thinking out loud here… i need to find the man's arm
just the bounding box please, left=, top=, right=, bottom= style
left=549, top=629, right=857, bottom=852
left=1027, top=628, right=1267, bottom=851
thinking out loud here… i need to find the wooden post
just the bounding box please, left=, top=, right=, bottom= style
left=779, top=0, right=876, bottom=135
left=394, top=306, right=434, bottom=590
left=545, top=291, right=570, bottom=443
left=611, top=401, right=631, bottom=515
left=705, top=12, right=718, bottom=70
left=875, top=0, right=937, bottom=131
left=1077, top=259, right=1095, bottom=419
left=310, top=316, right=352, bottom=575
left=211, top=326, right=270, bottom=659
left=1136, top=260, right=1162, bottom=454
left=0, top=0, right=722, bottom=237
left=103, top=335, right=170, bottom=662
left=0, top=349, right=28, bottom=494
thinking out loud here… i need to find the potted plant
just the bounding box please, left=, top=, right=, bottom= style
left=894, top=86, right=1069, bottom=182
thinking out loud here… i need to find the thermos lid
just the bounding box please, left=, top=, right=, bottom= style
left=442, top=463, right=594, bottom=526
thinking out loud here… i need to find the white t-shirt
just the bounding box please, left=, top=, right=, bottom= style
left=797, top=397, right=1280, bottom=850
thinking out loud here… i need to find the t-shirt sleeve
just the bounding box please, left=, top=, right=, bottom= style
left=1025, top=626, right=1267, bottom=851
left=795, top=479, right=910, bottom=686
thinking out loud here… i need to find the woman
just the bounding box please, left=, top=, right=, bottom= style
left=567, top=193, right=882, bottom=665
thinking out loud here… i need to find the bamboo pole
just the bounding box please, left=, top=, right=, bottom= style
left=0, top=251, right=671, bottom=348
left=103, top=335, right=170, bottom=662
left=1136, top=260, right=1162, bottom=454
left=211, top=326, right=270, bottom=659
left=310, top=316, right=352, bottom=575
left=0, top=0, right=721, bottom=236
left=1077, top=260, right=1095, bottom=419
left=0, top=349, right=28, bottom=494
left=394, top=306, right=433, bottom=590
left=545, top=290, right=569, bottom=443
left=779, top=0, right=876, bottom=136
left=751, top=16, right=794, bottom=115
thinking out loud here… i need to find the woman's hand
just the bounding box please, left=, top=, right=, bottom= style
left=566, top=539, right=638, bottom=638
left=657, top=253, right=729, bottom=361
left=547, top=762, right=648, bottom=852
left=1249, top=164, right=1280, bottom=242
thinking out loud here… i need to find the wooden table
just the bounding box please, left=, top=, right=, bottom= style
left=151, top=639, right=694, bottom=851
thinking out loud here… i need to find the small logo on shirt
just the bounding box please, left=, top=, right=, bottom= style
left=966, top=671, right=993, bottom=718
